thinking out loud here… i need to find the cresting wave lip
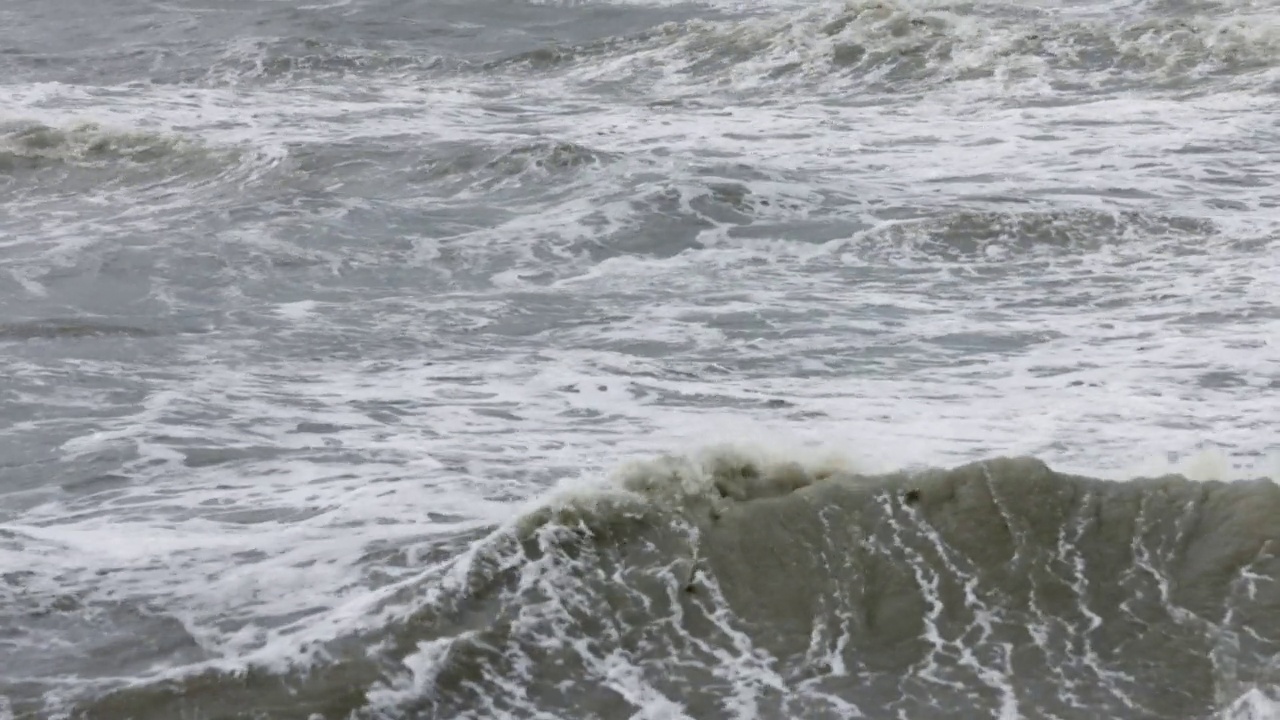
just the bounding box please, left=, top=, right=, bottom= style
left=200, top=37, right=452, bottom=85
left=420, top=139, right=620, bottom=191
left=843, top=207, right=1219, bottom=261
left=52, top=451, right=1280, bottom=720
left=478, top=0, right=1280, bottom=94
left=0, top=121, right=227, bottom=174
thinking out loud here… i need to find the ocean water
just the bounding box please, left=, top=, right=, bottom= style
left=2, top=0, right=1279, bottom=717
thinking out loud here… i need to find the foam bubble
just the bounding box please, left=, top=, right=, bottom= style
left=1221, top=688, right=1280, bottom=720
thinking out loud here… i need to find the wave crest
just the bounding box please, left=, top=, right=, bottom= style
left=0, top=121, right=219, bottom=173
left=493, top=0, right=1280, bottom=95
left=846, top=207, right=1217, bottom=261
left=64, top=450, right=1280, bottom=720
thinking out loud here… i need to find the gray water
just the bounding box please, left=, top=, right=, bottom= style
left=2, top=0, right=1279, bottom=717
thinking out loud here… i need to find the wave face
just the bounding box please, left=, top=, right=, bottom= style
left=70, top=454, right=1280, bottom=720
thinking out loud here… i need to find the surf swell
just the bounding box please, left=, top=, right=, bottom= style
left=849, top=208, right=1219, bottom=262
left=61, top=451, right=1280, bottom=720
left=484, top=0, right=1280, bottom=95
left=140, top=0, right=1280, bottom=93
left=0, top=122, right=212, bottom=172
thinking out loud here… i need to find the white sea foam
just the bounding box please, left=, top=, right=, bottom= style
left=1, top=0, right=1279, bottom=713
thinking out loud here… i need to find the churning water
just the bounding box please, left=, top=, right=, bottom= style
left=1, top=0, right=1279, bottom=717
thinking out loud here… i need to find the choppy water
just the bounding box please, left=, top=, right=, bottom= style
left=1, top=0, right=1278, bottom=717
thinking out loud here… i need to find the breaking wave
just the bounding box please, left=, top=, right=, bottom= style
left=0, top=122, right=229, bottom=176
left=199, top=37, right=450, bottom=85
left=60, top=451, right=1280, bottom=720
left=103, top=1, right=1280, bottom=95
left=488, top=0, right=1280, bottom=95
left=420, top=139, right=619, bottom=194
left=844, top=208, right=1218, bottom=262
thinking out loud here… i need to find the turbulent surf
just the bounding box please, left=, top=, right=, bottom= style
left=2, top=0, right=1278, bottom=717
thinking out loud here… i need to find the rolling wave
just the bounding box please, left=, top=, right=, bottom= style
left=420, top=139, right=619, bottom=194
left=847, top=208, right=1218, bottom=261
left=101, top=1, right=1280, bottom=93
left=485, top=0, right=1280, bottom=95
left=63, top=451, right=1280, bottom=720
left=0, top=120, right=246, bottom=202
left=200, top=37, right=450, bottom=84
left=0, top=122, right=216, bottom=172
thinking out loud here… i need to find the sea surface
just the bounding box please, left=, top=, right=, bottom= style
left=2, top=0, right=1279, bottom=717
